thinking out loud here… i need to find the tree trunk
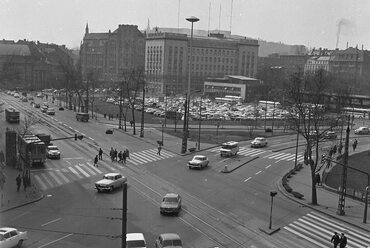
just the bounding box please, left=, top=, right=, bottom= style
left=311, top=168, right=318, bottom=205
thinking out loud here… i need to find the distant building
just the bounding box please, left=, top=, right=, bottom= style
left=258, top=53, right=308, bottom=74
left=80, top=24, right=145, bottom=83
left=203, top=75, right=261, bottom=102
left=304, top=48, right=334, bottom=73
left=0, top=40, right=74, bottom=90
left=145, top=30, right=259, bottom=95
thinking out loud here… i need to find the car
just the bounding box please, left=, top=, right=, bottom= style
left=354, top=126, right=369, bottom=135
left=160, top=193, right=182, bottom=215
left=28, top=96, right=34, bottom=101
left=13, top=93, right=20, bottom=98
left=41, top=106, right=48, bottom=113
left=324, top=131, right=337, bottom=139
left=95, top=173, right=127, bottom=192
left=154, top=233, right=182, bottom=248
left=251, top=137, right=268, bottom=148
left=21, top=97, right=28, bottom=102
left=188, top=155, right=209, bottom=169
left=34, top=103, right=40, bottom=108
left=58, top=107, right=64, bottom=111
left=220, top=141, right=239, bottom=157
left=126, top=233, right=147, bottom=248
left=0, top=227, right=28, bottom=248
left=47, top=145, right=61, bottom=159
left=46, top=108, right=55, bottom=115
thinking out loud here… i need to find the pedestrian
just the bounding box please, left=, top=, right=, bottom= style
left=338, top=141, right=343, bottom=154
left=122, top=151, right=127, bottom=164
left=22, top=174, right=27, bottom=191
left=110, top=147, right=114, bottom=162
left=114, top=149, right=118, bottom=161
left=130, top=120, right=133, bottom=127
left=104, top=113, right=106, bottom=119
left=118, top=151, right=122, bottom=163
left=125, top=148, right=130, bottom=159
left=331, top=232, right=340, bottom=248
left=98, top=148, right=103, bottom=160
left=16, top=174, right=21, bottom=192
left=339, top=233, right=347, bottom=248
left=315, top=173, right=321, bottom=186
left=94, top=155, right=99, bottom=167
left=352, top=139, right=358, bottom=151
left=333, top=144, right=337, bottom=154
left=157, top=145, right=162, bottom=155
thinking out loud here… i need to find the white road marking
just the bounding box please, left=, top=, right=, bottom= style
left=244, top=177, right=252, bottom=182
left=48, top=171, right=62, bottom=185
left=265, top=164, right=271, bottom=169
left=41, top=218, right=61, bottom=226
left=37, top=233, right=73, bottom=248
left=55, top=170, right=70, bottom=183
left=68, top=167, right=83, bottom=179
left=34, top=175, right=48, bottom=190
left=74, top=165, right=90, bottom=177
left=255, top=170, right=262, bottom=175
left=86, top=162, right=102, bottom=173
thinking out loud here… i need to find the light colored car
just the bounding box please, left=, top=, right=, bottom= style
left=188, top=155, right=209, bottom=169
left=160, top=193, right=182, bottom=215
left=95, top=173, right=127, bottom=192
left=46, top=108, right=55, bottom=115
left=126, top=233, right=147, bottom=248
left=0, top=227, right=28, bottom=248
left=220, top=141, right=239, bottom=157
left=41, top=106, right=48, bottom=113
left=324, top=131, right=337, bottom=139
left=155, top=233, right=182, bottom=248
left=251, top=137, right=268, bottom=148
left=354, top=126, right=369, bottom=135
left=47, top=145, right=61, bottom=159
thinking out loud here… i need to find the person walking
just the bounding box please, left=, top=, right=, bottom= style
left=338, top=141, right=343, bottom=154
left=157, top=145, right=162, bottom=155
left=16, top=174, right=21, bottom=192
left=110, top=147, right=114, bottom=162
left=333, top=144, right=337, bottom=154
left=118, top=151, right=122, bottom=163
left=352, top=139, right=358, bottom=151
left=94, top=155, right=99, bottom=167
left=125, top=148, right=129, bottom=159
left=122, top=151, right=127, bottom=164
left=330, top=232, right=340, bottom=248
left=22, top=174, right=27, bottom=191
left=98, top=148, right=103, bottom=160
left=339, top=233, right=347, bottom=248
left=114, top=149, right=118, bottom=161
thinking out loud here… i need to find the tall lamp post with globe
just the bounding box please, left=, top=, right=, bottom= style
left=181, top=16, right=199, bottom=154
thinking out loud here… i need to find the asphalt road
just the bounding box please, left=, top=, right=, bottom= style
left=1, top=92, right=366, bottom=248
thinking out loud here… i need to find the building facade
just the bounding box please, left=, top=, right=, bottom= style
left=145, top=31, right=259, bottom=95
left=80, top=24, right=145, bottom=84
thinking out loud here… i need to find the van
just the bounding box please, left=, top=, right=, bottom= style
left=76, top=112, right=89, bottom=122
left=220, top=141, right=239, bottom=157
left=155, top=233, right=182, bottom=248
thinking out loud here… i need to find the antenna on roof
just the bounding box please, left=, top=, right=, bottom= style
left=218, top=4, right=222, bottom=33
left=229, top=0, right=233, bottom=34
left=208, top=1, right=211, bottom=35
left=177, top=0, right=181, bottom=33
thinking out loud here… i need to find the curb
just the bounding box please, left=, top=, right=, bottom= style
left=221, top=157, right=259, bottom=173
left=277, top=171, right=370, bottom=232
left=0, top=193, right=45, bottom=213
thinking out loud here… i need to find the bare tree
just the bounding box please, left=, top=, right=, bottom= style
left=17, top=114, right=41, bottom=137
left=283, top=68, right=339, bottom=205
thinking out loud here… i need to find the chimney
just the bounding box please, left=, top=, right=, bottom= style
left=346, top=42, right=348, bottom=49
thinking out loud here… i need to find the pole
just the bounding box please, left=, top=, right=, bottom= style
left=264, top=100, right=267, bottom=130
left=198, top=98, right=201, bottom=150
left=364, top=186, right=369, bottom=223
left=161, top=122, right=164, bottom=145
left=164, top=85, right=168, bottom=128
left=294, top=113, right=300, bottom=168
left=269, top=191, right=277, bottom=229
left=119, top=81, right=123, bottom=129
left=86, top=80, right=89, bottom=113
left=140, top=86, right=145, bottom=137
left=271, top=102, right=275, bottom=135
left=337, top=115, right=350, bottom=216
left=121, top=183, right=127, bottom=248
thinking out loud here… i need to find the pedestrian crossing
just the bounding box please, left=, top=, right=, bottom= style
left=283, top=211, right=369, bottom=248
left=209, top=146, right=305, bottom=163
left=32, top=148, right=177, bottom=191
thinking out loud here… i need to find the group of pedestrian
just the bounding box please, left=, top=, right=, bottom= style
left=331, top=232, right=347, bottom=248
left=16, top=173, right=29, bottom=192
left=110, top=147, right=130, bottom=164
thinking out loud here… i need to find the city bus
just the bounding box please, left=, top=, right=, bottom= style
left=341, top=107, right=370, bottom=119
left=5, top=107, right=20, bottom=123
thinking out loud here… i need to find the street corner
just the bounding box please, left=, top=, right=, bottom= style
left=220, top=156, right=259, bottom=173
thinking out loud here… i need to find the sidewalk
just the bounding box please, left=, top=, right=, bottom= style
left=278, top=155, right=370, bottom=232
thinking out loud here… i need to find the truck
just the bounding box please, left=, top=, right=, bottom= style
left=5, top=107, right=20, bottom=123
left=35, top=133, right=51, bottom=146
left=18, top=134, right=47, bottom=166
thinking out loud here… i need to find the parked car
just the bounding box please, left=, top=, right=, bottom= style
left=47, top=145, right=61, bottom=159
left=154, top=233, right=182, bottom=248
left=59, top=107, right=64, bottom=111
left=251, top=137, right=268, bottom=148
left=188, top=155, right=209, bottom=169
left=46, top=108, right=55, bottom=115
left=41, top=106, right=48, bottom=113
left=126, top=233, right=147, bottom=248
left=34, top=103, right=40, bottom=108
left=354, top=126, right=369, bottom=135
left=160, top=193, right=182, bottom=215
left=95, top=173, right=127, bottom=192
left=324, top=131, right=337, bottom=139
left=0, top=227, right=28, bottom=248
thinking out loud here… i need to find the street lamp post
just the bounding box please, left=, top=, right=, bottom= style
left=269, top=191, right=277, bottom=229
left=198, top=97, right=202, bottom=150
left=181, top=16, right=199, bottom=154
left=161, top=122, right=164, bottom=146
left=140, top=85, right=146, bottom=137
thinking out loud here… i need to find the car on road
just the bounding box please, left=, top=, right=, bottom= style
left=154, top=233, right=182, bottom=248
left=354, top=126, right=369, bottom=135
left=126, top=233, right=147, bottom=248
left=46, top=108, right=55, bottom=115
left=34, top=103, right=40, bottom=108
left=220, top=141, right=239, bottom=157
left=160, top=193, right=182, bottom=215
left=251, top=137, right=268, bottom=148
left=41, top=106, right=48, bottom=113
left=46, top=145, right=61, bottom=159
left=0, top=227, right=28, bottom=248
left=323, top=131, right=337, bottom=139
left=188, top=155, right=209, bottom=169
left=95, top=173, right=127, bottom=192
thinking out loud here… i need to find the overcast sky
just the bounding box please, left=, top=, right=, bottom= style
left=1, top=0, right=369, bottom=50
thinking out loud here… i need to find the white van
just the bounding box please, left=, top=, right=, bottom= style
left=220, top=141, right=239, bottom=157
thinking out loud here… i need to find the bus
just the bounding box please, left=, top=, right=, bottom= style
left=5, top=107, right=20, bottom=123
left=258, top=101, right=281, bottom=108
left=341, top=107, right=370, bottom=119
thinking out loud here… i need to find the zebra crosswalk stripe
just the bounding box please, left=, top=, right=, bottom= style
left=80, top=163, right=96, bottom=175
left=34, top=174, right=48, bottom=190
left=68, top=166, right=83, bottom=179
left=86, top=162, right=102, bottom=173
left=48, top=171, right=63, bottom=185
left=74, top=165, right=90, bottom=177
left=40, top=173, right=54, bottom=188
left=55, top=170, right=70, bottom=183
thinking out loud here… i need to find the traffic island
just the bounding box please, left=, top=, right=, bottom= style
left=259, top=226, right=281, bottom=235
left=220, top=157, right=259, bottom=173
